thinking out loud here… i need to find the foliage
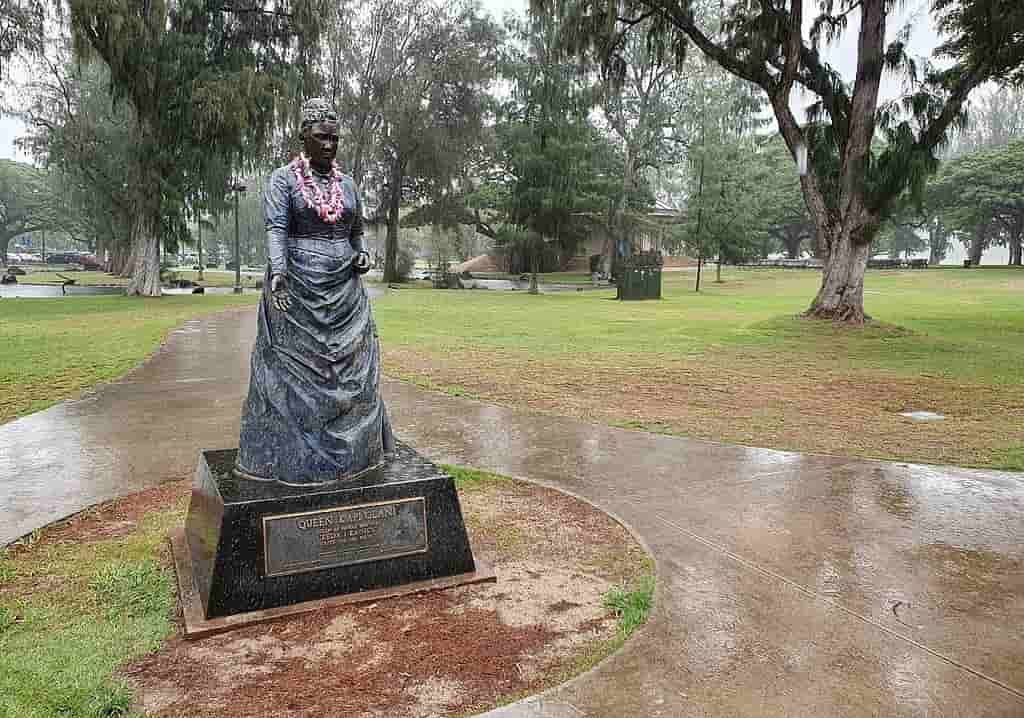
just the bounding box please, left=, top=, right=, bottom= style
left=594, top=19, right=692, bottom=264
left=757, top=139, right=814, bottom=258
left=0, top=159, right=83, bottom=262
left=535, top=0, right=1024, bottom=320
left=929, top=138, right=1024, bottom=264
left=0, top=0, right=44, bottom=80
left=678, top=65, right=771, bottom=277
left=683, top=133, right=768, bottom=271
left=14, top=58, right=140, bottom=271
left=329, top=0, right=500, bottom=282
left=948, top=86, right=1024, bottom=156
left=395, top=246, right=416, bottom=281
left=65, top=0, right=322, bottom=294
left=877, top=221, right=928, bottom=260
left=483, top=15, right=623, bottom=272
left=603, top=574, right=655, bottom=638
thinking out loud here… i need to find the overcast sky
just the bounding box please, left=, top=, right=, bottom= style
left=0, top=0, right=947, bottom=162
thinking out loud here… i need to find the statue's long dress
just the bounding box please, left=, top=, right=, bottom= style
left=236, top=164, right=394, bottom=485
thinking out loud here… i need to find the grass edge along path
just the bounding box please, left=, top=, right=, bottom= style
left=0, top=294, right=258, bottom=425
left=0, top=466, right=654, bottom=718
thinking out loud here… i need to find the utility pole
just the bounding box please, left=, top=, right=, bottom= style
left=41, top=229, right=46, bottom=264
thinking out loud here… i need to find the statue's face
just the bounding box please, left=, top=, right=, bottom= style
left=302, top=121, right=340, bottom=170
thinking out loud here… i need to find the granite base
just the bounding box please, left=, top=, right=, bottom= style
left=182, top=443, right=484, bottom=620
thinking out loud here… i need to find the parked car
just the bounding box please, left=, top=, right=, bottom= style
left=76, top=254, right=103, bottom=270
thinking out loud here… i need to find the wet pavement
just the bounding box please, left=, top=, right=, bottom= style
left=1, top=307, right=1022, bottom=716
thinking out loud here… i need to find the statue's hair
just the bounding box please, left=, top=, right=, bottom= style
left=301, top=97, right=338, bottom=131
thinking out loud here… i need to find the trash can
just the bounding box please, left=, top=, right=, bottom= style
left=617, top=251, right=663, bottom=300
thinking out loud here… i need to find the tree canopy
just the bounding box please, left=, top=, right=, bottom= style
left=535, top=0, right=1024, bottom=320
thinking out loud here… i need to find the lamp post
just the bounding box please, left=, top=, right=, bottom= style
left=231, top=182, right=247, bottom=294
left=197, top=216, right=204, bottom=282
left=196, top=213, right=212, bottom=282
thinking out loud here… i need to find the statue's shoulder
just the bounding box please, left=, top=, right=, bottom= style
left=269, top=163, right=296, bottom=185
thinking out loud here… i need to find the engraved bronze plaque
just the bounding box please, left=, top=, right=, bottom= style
left=263, top=497, right=428, bottom=578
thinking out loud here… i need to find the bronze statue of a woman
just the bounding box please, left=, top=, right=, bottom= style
left=235, top=98, right=394, bottom=486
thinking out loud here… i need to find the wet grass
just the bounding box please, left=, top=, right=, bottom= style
left=441, top=463, right=513, bottom=491
left=16, top=268, right=265, bottom=289
left=0, top=506, right=183, bottom=718
left=0, top=294, right=257, bottom=424
left=11, top=269, right=129, bottom=286
left=603, top=574, right=656, bottom=638
left=374, top=267, right=1024, bottom=470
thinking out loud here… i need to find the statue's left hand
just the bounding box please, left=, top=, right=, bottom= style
left=271, top=273, right=292, bottom=312
left=354, top=251, right=371, bottom=274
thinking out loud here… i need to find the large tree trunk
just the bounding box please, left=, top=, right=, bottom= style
left=119, top=222, right=138, bottom=278
left=806, top=229, right=872, bottom=322
left=968, top=227, right=986, bottom=265
left=109, top=240, right=129, bottom=275
left=126, top=221, right=161, bottom=296
left=1010, top=233, right=1022, bottom=266
left=929, top=222, right=948, bottom=265
left=383, top=158, right=403, bottom=284
left=781, top=227, right=803, bottom=259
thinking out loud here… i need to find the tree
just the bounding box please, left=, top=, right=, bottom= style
left=0, top=160, right=80, bottom=263
left=757, top=138, right=814, bottom=258
left=485, top=14, right=622, bottom=282
left=538, top=0, right=1024, bottom=321
left=0, top=0, right=43, bottom=80
left=595, top=21, right=690, bottom=273
left=343, top=0, right=500, bottom=283
left=929, top=138, right=1024, bottom=265
left=67, top=0, right=321, bottom=295
left=683, top=131, right=767, bottom=287
left=949, top=86, right=1024, bottom=155
left=14, top=55, right=140, bottom=273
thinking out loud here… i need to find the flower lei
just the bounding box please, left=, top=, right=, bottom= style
left=290, top=153, right=346, bottom=224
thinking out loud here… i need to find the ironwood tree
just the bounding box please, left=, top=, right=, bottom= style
left=15, top=57, right=140, bottom=273
left=66, top=0, right=322, bottom=295
left=537, top=0, right=1024, bottom=321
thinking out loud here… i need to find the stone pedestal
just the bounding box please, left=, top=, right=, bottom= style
left=178, top=443, right=487, bottom=629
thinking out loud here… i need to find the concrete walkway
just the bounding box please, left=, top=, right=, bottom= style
left=2, top=308, right=1022, bottom=717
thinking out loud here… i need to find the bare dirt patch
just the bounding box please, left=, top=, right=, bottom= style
left=5, top=480, right=191, bottom=556
left=385, top=346, right=1024, bottom=469
left=101, top=477, right=649, bottom=718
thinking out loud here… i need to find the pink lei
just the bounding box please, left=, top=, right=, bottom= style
left=290, top=153, right=346, bottom=224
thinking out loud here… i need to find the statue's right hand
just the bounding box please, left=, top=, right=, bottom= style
left=271, top=274, right=292, bottom=312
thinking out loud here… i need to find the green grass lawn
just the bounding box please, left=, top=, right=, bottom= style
left=0, top=294, right=257, bottom=424
left=13, top=269, right=129, bottom=286
left=373, top=267, right=1024, bottom=470
left=19, top=268, right=265, bottom=289
left=2, top=267, right=1021, bottom=469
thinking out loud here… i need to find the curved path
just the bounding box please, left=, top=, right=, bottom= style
left=1, top=308, right=1023, bottom=717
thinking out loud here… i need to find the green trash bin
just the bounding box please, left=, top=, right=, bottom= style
left=616, top=251, right=663, bottom=300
